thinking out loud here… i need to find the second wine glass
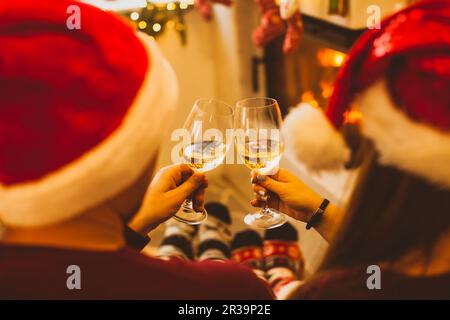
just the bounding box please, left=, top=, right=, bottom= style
left=235, top=97, right=287, bottom=229
left=174, top=99, right=234, bottom=225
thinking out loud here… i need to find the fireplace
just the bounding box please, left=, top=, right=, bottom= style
left=259, top=0, right=413, bottom=114
left=261, top=14, right=363, bottom=115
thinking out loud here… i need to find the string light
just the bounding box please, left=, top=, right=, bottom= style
left=138, top=20, right=147, bottom=29
left=122, top=1, right=193, bottom=43
left=152, top=23, right=162, bottom=32
left=84, top=0, right=193, bottom=44
left=167, top=2, right=177, bottom=10
left=130, top=11, right=140, bottom=21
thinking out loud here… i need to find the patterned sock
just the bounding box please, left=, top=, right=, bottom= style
left=263, top=222, right=305, bottom=298
left=157, top=218, right=198, bottom=261
left=231, top=230, right=266, bottom=281
left=197, top=202, right=232, bottom=261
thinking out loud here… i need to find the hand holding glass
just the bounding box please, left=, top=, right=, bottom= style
left=235, top=98, right=287, bottom=229
left=174, top=99, right=233, bottom=225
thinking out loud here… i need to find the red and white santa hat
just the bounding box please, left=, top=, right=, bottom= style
left=283, top=0, right=450, bottom=189
left=0, top=0, right=178, bottom=227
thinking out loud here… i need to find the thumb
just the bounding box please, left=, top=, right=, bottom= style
left=256, top=174, right=285, bottom=195
left=168, top=173, right=206, bottom=201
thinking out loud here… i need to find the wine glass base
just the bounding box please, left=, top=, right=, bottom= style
left=174, top=206, right=208, bottom=225
left=244, top=208, right=287, bottom=229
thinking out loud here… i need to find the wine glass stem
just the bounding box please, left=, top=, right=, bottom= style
left=183, top=198, right=193, bottom=210
left=261, top=196, right=270, bottom=214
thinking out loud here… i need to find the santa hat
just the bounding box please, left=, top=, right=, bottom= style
left=0, top=0, right=178, bottom=227
left=283, top=0, right=450, bottom=189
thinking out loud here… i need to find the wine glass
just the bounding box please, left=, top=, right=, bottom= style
left=174, top=99, right=234, bottom=225
left=235, top=97, right=287, bottom=229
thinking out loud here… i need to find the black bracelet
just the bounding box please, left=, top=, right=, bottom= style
left=306, top=199, right=330, bottom=230
left=123, top=225, right=151, bottom=251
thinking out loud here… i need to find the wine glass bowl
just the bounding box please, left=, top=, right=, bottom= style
left=174, top=99, right=234, bottom=225
left=235, top=98, right=287, bottom=229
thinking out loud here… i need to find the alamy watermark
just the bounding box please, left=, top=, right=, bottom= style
left=367, top=5, right=382, bottom=30
left=66, top=5, right=81, bottom=30
left=66, top=265, right=81, bottom=290
left=366, top=265, right=382, bottom=290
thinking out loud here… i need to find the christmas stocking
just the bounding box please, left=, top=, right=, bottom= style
left=231, top=230, right=266, bottom=281
left=280, top=0, right=303, bottom=54
left=283, top=12, right=303, bottom=55
left=263, top=222, right=305, bottom=299
left=252, top=0, right=286, bottom=47
left=197, top=203, right=232, bottom=261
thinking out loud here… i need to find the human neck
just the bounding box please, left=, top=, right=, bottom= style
left=1, top=205, right=125, bottom=251
left=392, top=230, right=450, bottom=277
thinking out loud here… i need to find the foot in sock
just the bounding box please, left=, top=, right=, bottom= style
left=264, top=222, right=305, bottom=299
left=231, top=230, right=266, bottom=281
left=197, top=202, right=232, bottom=261
left=157, top=218, right=198, bottom=261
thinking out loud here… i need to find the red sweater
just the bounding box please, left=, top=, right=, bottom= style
left=0, top=245, right=274, bottom=300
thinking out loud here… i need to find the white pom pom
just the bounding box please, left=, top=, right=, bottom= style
left=280, top=0, right=300, bottom=20
left=282, top=103, right=350, bottom=171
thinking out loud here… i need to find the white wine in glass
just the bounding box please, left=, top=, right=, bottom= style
left=174, top=99, right=233, bottom=225
left=183, top=140, right=228, bottom=173
left=235, top=97, right=287, bottom=229
left=238, top=139, right=284, bottom=175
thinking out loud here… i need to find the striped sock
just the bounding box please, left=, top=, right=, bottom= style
left=157, top=219, right=198, bottom=261
left=197, top=203, right=232, bottom=261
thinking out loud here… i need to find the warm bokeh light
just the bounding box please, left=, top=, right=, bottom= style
left=343, top=109, right=363, bottom=125
left=153, top=23, right=162, bottom=32
left=320, top=81, right=334, bottom=99
left=130, top=11, right=140, bottom=21
left=167, top=2, right=177, bottom=10
left=317, top=48, right=347, bottom=68
left=138, top=20, right=147, bottom=29
left=301, top=91, right=320, bottom=108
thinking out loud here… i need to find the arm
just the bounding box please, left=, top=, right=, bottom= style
left=251, top=169, right=344, bottom=242
left=313, top=202, right=343, bottom=243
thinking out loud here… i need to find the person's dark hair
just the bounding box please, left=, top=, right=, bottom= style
left=320, top=141, right=450, bottom=272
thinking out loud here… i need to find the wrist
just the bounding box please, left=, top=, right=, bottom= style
left=312, top=203, right=341, bottom=242
left=306, top=199, right=330, bottom=230
left=123, top=225, right=151, bottom=251
left=307, top=193, right=325, bottom=215
left=128, top=210, right=161, bottom=236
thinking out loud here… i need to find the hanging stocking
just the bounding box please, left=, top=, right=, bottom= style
left=252, top=0, right=286, bottom=48
left=279, top=0, right=303, bottom=55
left=283, top=11, right=303, bottom=54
